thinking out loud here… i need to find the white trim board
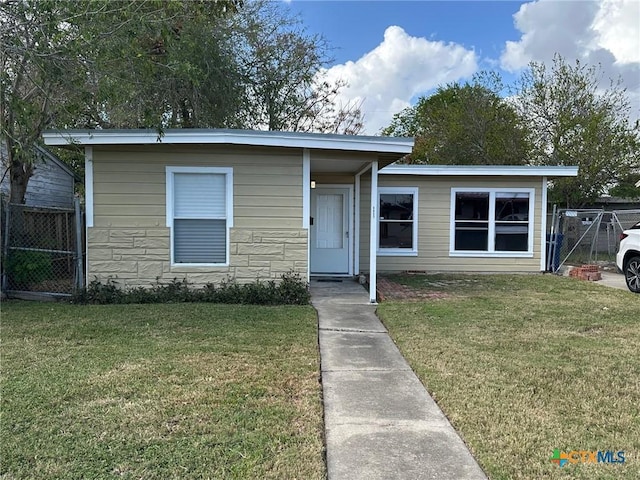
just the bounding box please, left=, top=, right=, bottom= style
left=449, top=187, right=536, bottom=257
left=369, top=161, right=379, bottom=304
left=309, top=184, right=354, bottom=276
left=377, top=186, right=419, bottom=256
left=302, top=149, right=311, bottom=230
left=381, top=164, right=578, bottom=177
left=540, top=176, right=548, bottom=271
left=165, top=166, right=234, bottom=267
left=43, top=128, right=413, bottom=154
left=84, top=147, right=94, bottom=228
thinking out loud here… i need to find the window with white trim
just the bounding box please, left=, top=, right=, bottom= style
left=166, top=167, right=233, bottom=265
left=451, top=188, right=534, bottom=255
left=378, top=187, right=418, bottom=255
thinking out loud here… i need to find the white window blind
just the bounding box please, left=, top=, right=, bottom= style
left=168, top=169, right=231, bottom=265
left=174, top=219, right=226, bottom=264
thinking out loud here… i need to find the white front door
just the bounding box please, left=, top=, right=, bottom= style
left=310, top=187, right=351, bottom=274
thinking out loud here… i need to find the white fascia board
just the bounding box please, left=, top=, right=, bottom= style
left=42, top=129, right=414, bottom=155
left=380, top=164, right=579, bottom=177
left=84, top=147, right=94, bottom=228
left=302, top=149, right=310, bottom=229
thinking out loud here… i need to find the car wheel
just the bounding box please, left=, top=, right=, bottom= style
left=624, top=256, right=640, bottom=293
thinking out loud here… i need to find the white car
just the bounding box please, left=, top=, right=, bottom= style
left=616, top=221, right=640, bottom=293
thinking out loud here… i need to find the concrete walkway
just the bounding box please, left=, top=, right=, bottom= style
left=311, top=279, right=487, bottom=480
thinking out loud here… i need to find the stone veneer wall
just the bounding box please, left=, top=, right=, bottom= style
left=87, top=227, right=308, bottom=288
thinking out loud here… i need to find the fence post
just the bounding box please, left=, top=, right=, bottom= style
left=1, top=202, right=10, bottom=292
left=74, top=197, right=84, bottom=290
left=589, top=212, right=603, bottom=263
left=546, top=204, right=557, bottom=271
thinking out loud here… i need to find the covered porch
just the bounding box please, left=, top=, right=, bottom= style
left=305, top=143, right=411, bottom=303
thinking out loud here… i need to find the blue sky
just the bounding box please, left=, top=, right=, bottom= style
left=285, top=0, right=640, bottom=134
left=290, top=1, right=521, bottom=65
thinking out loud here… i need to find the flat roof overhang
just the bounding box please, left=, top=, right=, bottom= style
left=42, top=128, right=413, bottom=154
left=380, top=164, right=579, bottom=177
left=43, top=128, right=413, bottom=174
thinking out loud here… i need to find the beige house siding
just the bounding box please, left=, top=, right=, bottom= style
left=88, top=145, right=306, bottom=287
left=312, top=173, right=355, bottom=185
left=360, top=175, right=545, bottom=273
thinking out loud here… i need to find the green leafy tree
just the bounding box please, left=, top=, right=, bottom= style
left=75, top=0, right=244, bottom=129
left=515, top=55, right=640, bottom=207
left=1, top=0, right=81, bottom=203
left=609, top=173, right=640, bottom=199
left=1, top=0, right=241, bottom=203
left=383, top=72, right=530, bottom=165
left=3, top=0, right=360, bottom=204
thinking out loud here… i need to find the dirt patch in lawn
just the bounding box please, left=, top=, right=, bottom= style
left=377, top=276, right=451, bottom=301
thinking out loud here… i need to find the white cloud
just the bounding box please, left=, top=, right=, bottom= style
left=593, top=0, right=640, bottom=64
left=501, top=0, right=640, bottom=117
left=322, top=26, right=477, bottom=134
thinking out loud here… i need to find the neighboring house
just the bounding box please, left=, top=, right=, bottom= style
left=1, top=144, right=76, bottom=208
left=43, top=129, right=577, bottom=303
left=589, top=196, right=640, bottom=211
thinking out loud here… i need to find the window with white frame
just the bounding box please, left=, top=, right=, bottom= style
left=166, top=167, right=233, bottom=265
left=378, top=187, right=418, bottom=255
left=451, top=188, right=533, bottom=255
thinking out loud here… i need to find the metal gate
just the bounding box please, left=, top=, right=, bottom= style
left=547, top=208, right=640, bottom=272
left=1, top=198, right=84, bottom=297
left=547, top=208, right=604, bottom=272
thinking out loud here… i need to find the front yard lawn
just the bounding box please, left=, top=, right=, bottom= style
left=377, top=274, right=640, bottom=480
left=1, top=302, right=324, bottom=479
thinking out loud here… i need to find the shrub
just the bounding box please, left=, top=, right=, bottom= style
left=277, top=271, right=312, bottom=304
left=72, top=271, right=311, bottom=305
left=5, top=251, right=53, bottom=286
left=73, top=278, right=124, bottom=304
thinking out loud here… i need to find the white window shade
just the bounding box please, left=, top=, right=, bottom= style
left=166, top=167, right=232, bottom=265
left=174, top=173, right=225, bottom=218
left=496, top=192, right=529, bottom=199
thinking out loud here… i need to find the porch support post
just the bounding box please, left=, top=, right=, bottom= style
left=369, top=160, right=378, bottom=303
left=354, top=163, right=372, bottom=277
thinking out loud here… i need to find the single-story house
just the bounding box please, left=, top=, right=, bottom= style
left=43, top=129, right=577, bottom=303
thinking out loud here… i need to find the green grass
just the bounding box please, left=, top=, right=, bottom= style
left=1, top=302, right=325, bottom=479
left=377, top=274, right=640, bottom=480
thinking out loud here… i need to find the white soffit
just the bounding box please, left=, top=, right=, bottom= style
left=42, top=129, right=414, bottom=155
left=380, top=164, right=579, bottom=177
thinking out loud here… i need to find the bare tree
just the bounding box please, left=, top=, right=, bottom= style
left=231, top=0, right=363, bottom=134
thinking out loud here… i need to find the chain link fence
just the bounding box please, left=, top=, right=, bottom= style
left=547, top=209, right=603, bottom=271
left=607, top=210, right=640, bottom=253
left=547, top=208, right=640, bottom=272
left=1, top=199, right=84, bottom=297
